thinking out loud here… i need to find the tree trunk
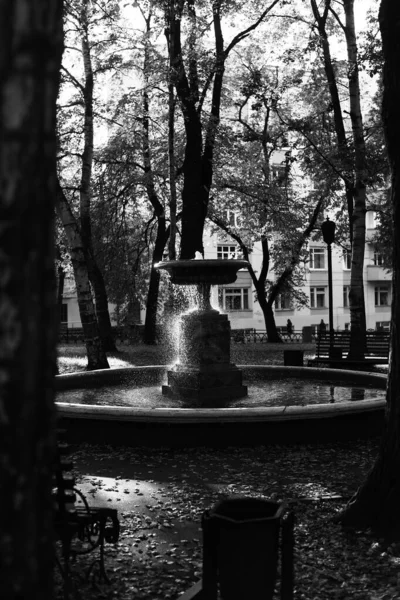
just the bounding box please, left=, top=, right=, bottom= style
left=56, top=186, right=109, bottom=370
left=261, top=296, right=283, bottom=343
left=142, top=16, right=171, bottom=343
left=87, top=255, right=118, bottom=352
left=310, top=0, right=355, bottom=232
left=144, top=216, right=169, bottom=344
left=0, top=2, right=63, bottom=598
left=338, top=0, right=400, bottom=536
left=57, top=264, right=65, bottom=315
left=55, top=261, right=65, bottom=376
left=78, top=0, right=117, bottom=352
left=343, top=0, right=368, bottom=359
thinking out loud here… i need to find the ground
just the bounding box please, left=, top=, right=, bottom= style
left=55, top=343, right=399, bottom=600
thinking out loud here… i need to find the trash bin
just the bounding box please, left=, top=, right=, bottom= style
left=283, top=350, right=304, bottom=366
left=202, top=498, right=289, bottom=600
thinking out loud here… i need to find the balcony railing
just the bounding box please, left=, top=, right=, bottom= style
left=366, top=265, right=392, bottom=282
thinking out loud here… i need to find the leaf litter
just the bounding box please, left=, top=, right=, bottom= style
left=54, top=438, right=400, bottom=600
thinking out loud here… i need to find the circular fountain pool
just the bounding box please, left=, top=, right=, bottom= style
left=55, top=366, right=387, bottom=447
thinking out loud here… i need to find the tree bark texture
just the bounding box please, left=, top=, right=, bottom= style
left=0, top=2, right=63, bottom=598
left=338, top=0, right=400, bottom=536
left=56, top=186, right=110, bottom=370
left=78, top=0, right=117, bottom=352
left=144, top=217, right=169, bottom=345
left=343, top=0, right=368, bottom=359
left=142, top=19, right=170, bottom=344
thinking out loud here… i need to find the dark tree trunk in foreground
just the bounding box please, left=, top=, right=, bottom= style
left=0, top=2, right=63, bottom=598
left=338, top=0, right=400, bottom=537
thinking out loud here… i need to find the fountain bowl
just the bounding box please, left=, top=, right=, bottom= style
left=55, top=365, right=386, bottom=448
left=155, top=259, right=249, bottom=284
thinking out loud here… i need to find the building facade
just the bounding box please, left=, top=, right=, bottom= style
left=60, top=211, right=391, bottom=335
left=203, top=210, right=392, bottom=334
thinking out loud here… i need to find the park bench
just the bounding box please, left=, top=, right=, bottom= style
left=308, top=330, right=390, bottom=369
left=54, top=435, right=120, bottom=592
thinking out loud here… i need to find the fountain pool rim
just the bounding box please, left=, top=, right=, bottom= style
left=55, top=365, right=386, bottom=424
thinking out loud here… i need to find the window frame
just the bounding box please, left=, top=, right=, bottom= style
left=217, top=244, right=239, bottom=260
left=343, top=285, right=350, bottom=308
left=373, top=251, right=384, bottom=267
left=343, top=250, right=352, bottom=270
left=218, top=287, right=250, bottom=311
left=310, top=286, right=326, bottom=308
left=275, top=292, right=292, bottom=310
left=224, top=209, right=242, bottom=228
left=374, top=285, right=390, bottom=307
left=309, top=247, right=326, bottom=270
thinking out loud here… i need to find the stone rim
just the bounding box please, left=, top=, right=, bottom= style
left=155, top=259, right=250, bottom=285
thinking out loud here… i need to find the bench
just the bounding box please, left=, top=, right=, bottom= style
left=308, top=330, right=390, bottom=368
left=54, top=436, right=120, bottom=590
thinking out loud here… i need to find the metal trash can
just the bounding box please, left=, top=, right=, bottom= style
left=202, top=497, right=294, bottom=600
left=283, top=350, right=304, bottom=367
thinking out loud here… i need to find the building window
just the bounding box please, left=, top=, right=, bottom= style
left=60, top=303, right=68, bottom=323
left=275, top=293, right=292, bottom=310
left=217, top=245, right=240, bottom=259
left=373, top=251, right=384, bottom=266
left=343, top=286, right=350, bottom=308
left=218, top=287, right=249, bottom=311
left=224, top=210, right=241, bottom=228
left=375, top=286, right=389, bottom=306
left=309, top=248, right=325, bottom=269
left=343, top=250, right=351, bottom=270
left=376, top=321, right=390, bottom=332
left=271, top=164, right=287, bottom=186
left=310, top=286, right=326, bottom=308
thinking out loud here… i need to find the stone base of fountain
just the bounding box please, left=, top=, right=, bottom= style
left=162, top=309, right=247, bottom=401
left=155, top=259, right=250, bottom=402
left=162, top=364, right=247, bottom=400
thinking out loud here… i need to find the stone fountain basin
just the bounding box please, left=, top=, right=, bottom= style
left=55, top=366, right=386, bottom=446
left=155, top=259, right=249, bottom=284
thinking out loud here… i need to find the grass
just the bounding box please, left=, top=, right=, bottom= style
left=57, top=341, right=317, bottom=373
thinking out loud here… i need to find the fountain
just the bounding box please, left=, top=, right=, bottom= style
left=156, top=259, right=248, bottom=402
left=55, top=218, right=387, bottom=445
left=55, top=257, right=387, bottom=446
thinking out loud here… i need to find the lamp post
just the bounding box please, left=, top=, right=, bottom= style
left=321, top=217, right=336, bottom=354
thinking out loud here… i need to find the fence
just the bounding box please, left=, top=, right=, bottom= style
left=230, top=329, right=316, bottom=344
left=58, top=325, right=144, bottom=345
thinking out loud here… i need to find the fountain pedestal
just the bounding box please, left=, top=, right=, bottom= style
left=162, top=309, right=247, bottom=400
left=156, top=260, right=249, bottom=402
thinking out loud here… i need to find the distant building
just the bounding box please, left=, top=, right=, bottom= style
left=59, top=209, right=391, bottom=336
left=203, top=209, right=391, bottom=334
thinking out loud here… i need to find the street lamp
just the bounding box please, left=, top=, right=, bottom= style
left=321, top=217, right=336, bottom=354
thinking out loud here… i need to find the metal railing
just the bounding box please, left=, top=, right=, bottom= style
left=231, top=329, right=317, bottom=344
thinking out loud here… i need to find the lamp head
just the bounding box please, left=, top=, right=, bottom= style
left=321, top=217, right=336, bottom=245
